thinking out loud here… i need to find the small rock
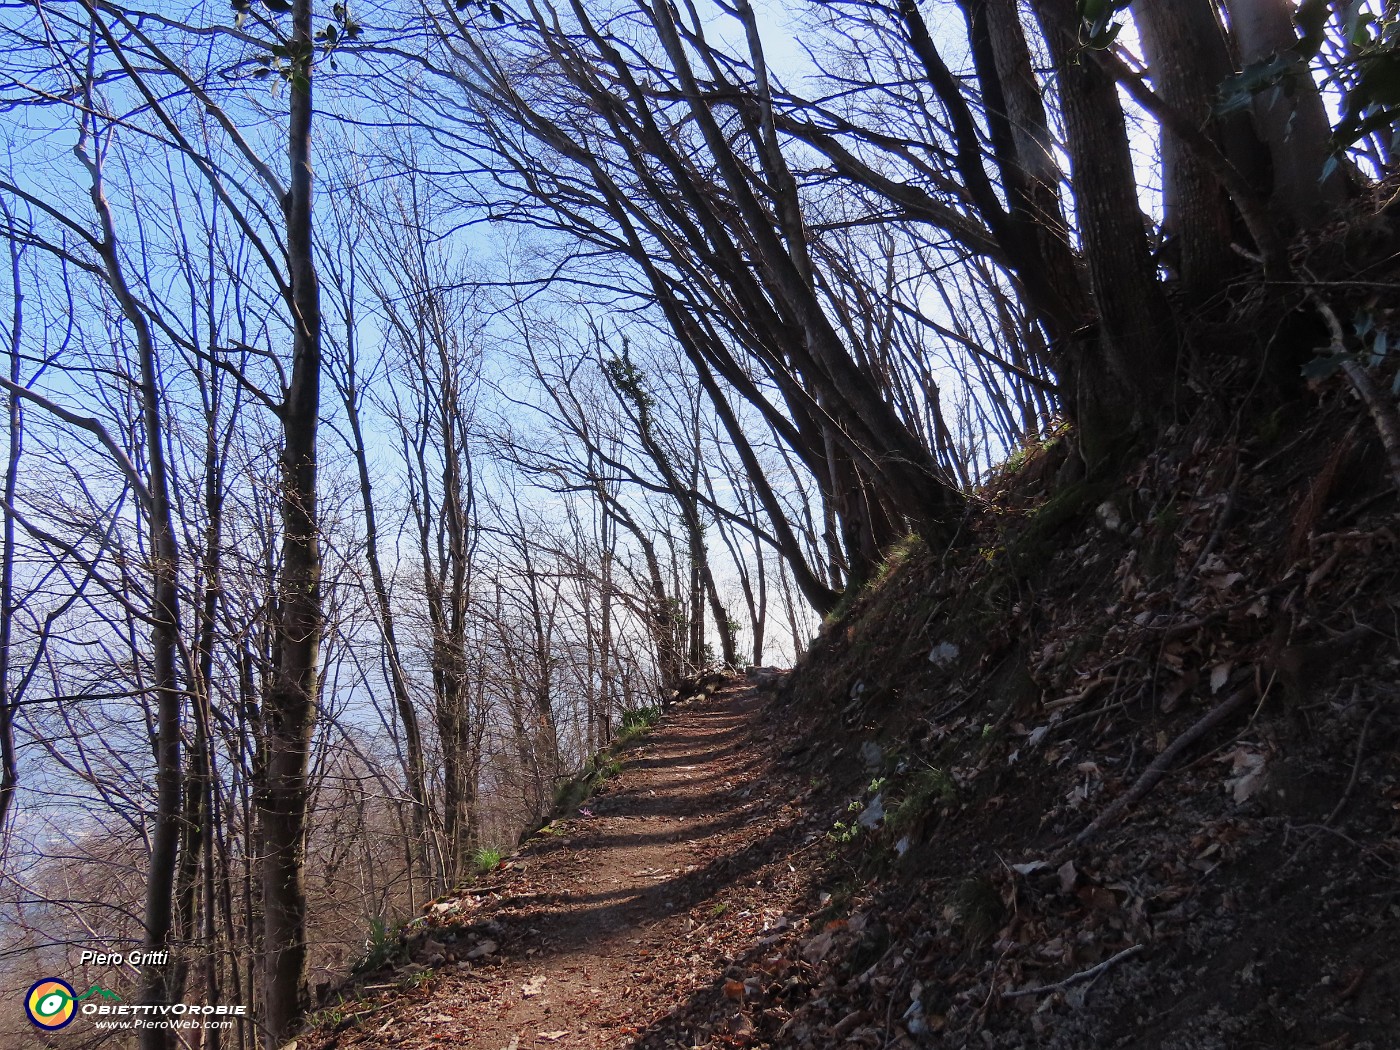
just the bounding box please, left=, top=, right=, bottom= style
left=464, top=939, right=498, bottom=960
left=1096, top=500, right=1123, bottom=533
left=860, top=741, right=883, bottom=770
left=857, top=794, right=885, bottom=830
left=420, top=937, right=448, bottom=965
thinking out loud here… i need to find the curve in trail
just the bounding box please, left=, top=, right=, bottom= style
left=308, top=679, right=813, bottom=1050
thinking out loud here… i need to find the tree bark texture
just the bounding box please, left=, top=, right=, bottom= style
left=1134, top=1, right=1249, bottom=299
left=1033, top=0, right=1179, bottom=449
left=258, top=0, right=322, bottom=1040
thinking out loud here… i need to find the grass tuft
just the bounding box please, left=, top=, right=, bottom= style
left=352, top=915, right=404, bottom=974
left=471, top=845, right=504, bottom=874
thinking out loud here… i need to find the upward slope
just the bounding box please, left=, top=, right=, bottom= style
left=302, top=680, right=820, bottom=1050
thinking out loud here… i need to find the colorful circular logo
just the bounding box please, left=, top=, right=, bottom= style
left=26, top=978, right=77, bottom=1030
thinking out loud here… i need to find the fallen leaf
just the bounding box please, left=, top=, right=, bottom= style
left=801, top=930, right=838, bottom=964
left=1160, top=675, right=1191, bottom=713
left=1221, top=747, right=1267, bottom=803
left=1209, top=662, right=1231, bottom=695
left=521, top=975, right=546, bottom=998
left=536, top=1032, right=568, bottom=1042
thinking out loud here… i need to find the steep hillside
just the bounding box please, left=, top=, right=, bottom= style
left=718, top=391, right=1400, bottom=1049
left=299, top=387, right=1400, bottom=1050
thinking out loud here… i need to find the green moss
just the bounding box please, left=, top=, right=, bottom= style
left=538, top=710, right=652, bottom=836
left=1003, top=479, right=1114, bottom=577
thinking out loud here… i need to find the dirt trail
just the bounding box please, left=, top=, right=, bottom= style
left=306, top=680, right=814, bottom=1050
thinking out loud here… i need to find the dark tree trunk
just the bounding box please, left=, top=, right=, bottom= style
left=961, top=0, right=1091, bottom=339
left=686, top=347, right=840, bottom=615
left=77, top=126, right=186, bottom=1050
left=1134, top=1, right=1262, bottom=300
left=1034, top=0, right=1179, bottom=453
left=343, top=380, right=432, bottom=888
left=258, top=0, right=322, bottom=1040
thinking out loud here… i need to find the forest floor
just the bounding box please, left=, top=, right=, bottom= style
left=298, top=680, right=831, bottom=1050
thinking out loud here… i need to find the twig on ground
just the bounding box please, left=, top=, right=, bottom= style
left=1000, top=944, right=1145, bottom=1000
left=1324, top=694, right=1375, bottom=828
left=1067, top=683, right=1258, bottom=853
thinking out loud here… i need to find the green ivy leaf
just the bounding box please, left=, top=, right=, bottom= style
left=1369, top=330, right=1389, bottom=367
left=1294, top=0, right=1330, bottom=59
left=1350, top=11, right=1377, bottom=48
left=1216, top=52, right=1300, bottom=116
left=1302, top=354, right=1348, bottom=380
left=1086, top=22, right=1122, bottom=49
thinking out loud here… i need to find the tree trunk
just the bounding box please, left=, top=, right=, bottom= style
left=638, top=0, right=962, bottom=545
left=1034, top=0, right=1179, bottom=449
left=76, top=117, right=186, bottom=1050
left=1220, top=0, right=1349, bottom=227
left=259, top=0, right=322, bottom=1039
left=960, top=0, right=1091, bottom=340
left=687, top=348, right=839, bottom=615
left=343, top=378, right=432, bottom=889
left=0, top=221, right=23, bottom=837
left=437, top=674, right=475, bottom=883
left=1134, top=1, right=1251, bottom=299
